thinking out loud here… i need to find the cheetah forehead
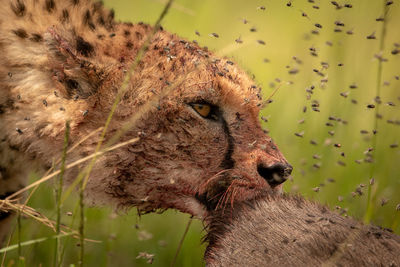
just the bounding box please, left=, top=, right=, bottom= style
left=1, top=0, right=264, bottom=117
left=128, top=31, right=264, bottom=113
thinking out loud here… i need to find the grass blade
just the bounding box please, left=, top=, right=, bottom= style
left=0, top=233, right=74, bottom=254
left=54, top=121, right=70, bottom=267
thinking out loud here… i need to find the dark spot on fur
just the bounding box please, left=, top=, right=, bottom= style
left=0, top=166, right=10, bottom=180
left=179, top=57, right=186, bottom=66
left=97, top=16, right=105, bottom=26
left=108, top=9, right=115, bottom=20
left=83, top=9, right=96, bottom=30
left=97, top=34, right=105, bottom=40
left=126, top=41, right=133, bottom=49
left=71, top=0, right=79, bottom=5
left=45, top=0, right=56, bottom=13
left=135, top=31, right=143, bottom=40
left=61, top=9, right=69, bottom=23
left=0, top=99, right=15, bottom=114
left=66, top=79, right=79, bottom=89
left=8, top=143, right=20, bottom=151
left=76, top=36, right=94, bottom=57
left=65, top=79, right=79, bottom=95
left=10, top=0, right=26, bottom=17
left=30, top=33, right=43, bottom=42
left=12, top=28, right=28, bottom=38
left=124, top=30, right=131, bottom=37
left=92, top=1, right=103, bottom=12
left=43, top=99, right=48, bottom=107
left=374, top=231, right=382, bottom=239
left=109, top=33, right=116, bottom=38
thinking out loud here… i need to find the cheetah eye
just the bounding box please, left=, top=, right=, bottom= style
left=190, top=103, right=219, bottom=120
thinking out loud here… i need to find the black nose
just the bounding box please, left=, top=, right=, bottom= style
left=257, top=163, right=293, bottom=187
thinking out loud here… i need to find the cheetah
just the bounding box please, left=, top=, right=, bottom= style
left=0, top=0, right=292, bottom=243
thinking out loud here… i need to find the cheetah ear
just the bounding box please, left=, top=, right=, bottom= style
left=45, top=27, right=108, bottom=100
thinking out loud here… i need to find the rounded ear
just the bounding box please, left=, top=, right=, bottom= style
left=46, top=27, right=109, bottom=100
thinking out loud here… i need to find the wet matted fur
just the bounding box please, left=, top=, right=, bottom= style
left=205, top=193, right=400, bottom=266
left=0, top=0, right=292, bottom=244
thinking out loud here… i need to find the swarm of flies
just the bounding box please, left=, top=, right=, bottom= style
left=201, top=0, right=399, bottom=228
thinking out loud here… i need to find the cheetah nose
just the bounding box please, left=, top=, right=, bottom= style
left=257, top=163, right=293, bottom=187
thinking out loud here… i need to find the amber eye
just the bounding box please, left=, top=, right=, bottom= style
left=190, top=103, right=219, bottom=120
left=191, top=103, right=211, bottom=117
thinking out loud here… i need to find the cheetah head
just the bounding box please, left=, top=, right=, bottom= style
left=77, top=27, right=292, bottom=218
left=5, top=21, right=291, bottom=218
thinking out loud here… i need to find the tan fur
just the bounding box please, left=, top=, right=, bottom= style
left=0, top=0, right=291, bottom=244
left=205, top=194, right=400, bottom=266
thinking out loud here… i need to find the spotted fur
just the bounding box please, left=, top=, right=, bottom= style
left=0, top=0, right=290, bottom=244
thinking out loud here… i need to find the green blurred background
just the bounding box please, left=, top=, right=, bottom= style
left=2, top=0, right=400, bottom=266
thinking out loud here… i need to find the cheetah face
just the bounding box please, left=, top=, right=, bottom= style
left=156, top=78, right=291, bottom=217
left=98, top=46, right=292, bottom=217
left=14, top=21, right=292, bottom=217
